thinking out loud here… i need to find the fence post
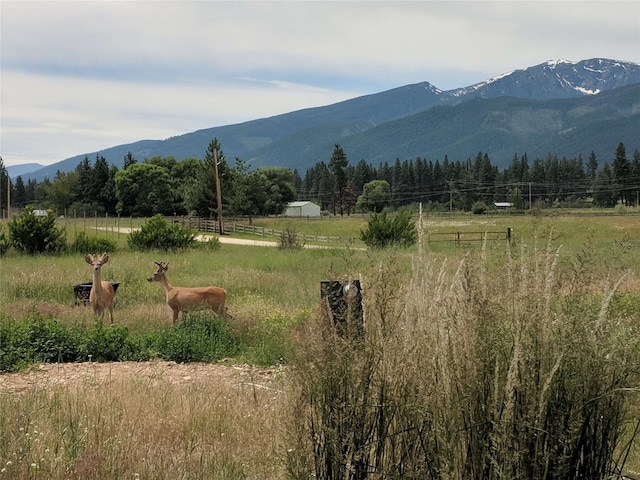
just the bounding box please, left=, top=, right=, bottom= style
left=507, top=227, right=512, bottom=243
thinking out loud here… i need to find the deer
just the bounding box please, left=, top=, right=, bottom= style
left=85, top=253, right=116, bottom=324
left=147, top=261, right=227, bottom=323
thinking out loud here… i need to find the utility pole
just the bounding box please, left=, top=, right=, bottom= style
left=213, top=148, right=224, bottom=235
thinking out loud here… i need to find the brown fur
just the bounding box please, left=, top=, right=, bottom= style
left=147, top=261, right=226, bottom=323
left=85, top=253, right=116, bottom=323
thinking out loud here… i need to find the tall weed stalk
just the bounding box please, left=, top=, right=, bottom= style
left=288, top=232, right=639, bottom=479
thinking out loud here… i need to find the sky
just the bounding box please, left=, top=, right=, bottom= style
left=1, top=1, right=639, bottom=168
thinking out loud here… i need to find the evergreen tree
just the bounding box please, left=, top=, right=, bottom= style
left=123, top=151, right=137, bottom=170
left=328, top=144, right=349, bottom=215
left=13, top=176, right=27, bottom=208
left=593, top=163, right=616, bottom=207
left=631, top=149, right=640, bottom=206
left=0, top=157, right=8, bottom=217
left=586, top=151, right=598, bottom=183
left=183, top=138, right=229, bottom=217
left=612, top=142, right=630, bottom=205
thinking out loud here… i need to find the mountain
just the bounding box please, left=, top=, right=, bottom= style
left=18, top=58, right=640, bottom=182
left=447, top=58, right=640, bottom=100
left=7, top=163, right=45, bottom=179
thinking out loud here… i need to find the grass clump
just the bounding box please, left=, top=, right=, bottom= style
left=287, top=234, right=640, bottom=478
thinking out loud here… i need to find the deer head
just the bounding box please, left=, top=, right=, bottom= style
left=85, top=253, right=109, bottom=271
left=147, top=261, right=169, bottom=282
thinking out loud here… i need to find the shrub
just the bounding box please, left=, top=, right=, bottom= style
left=127, top=214, right=196, bottom=251
left=359, top=209, right=417, bottom=249
left=0, top=312, right=241, bottom=372
left=0, top=313, right=83, bottom=371
left=8, top=207, right=66, bottom=254
left=278, top=226, right=304, bottom=250
left=472, top=200, right=489, bottom=214
left=194, top=235, right=221, bottom=251
left=69, top=231, right=117, bottom=253
left=152, top=313, right=242, bottom=363
left=0, top=224, right=10, bottom=256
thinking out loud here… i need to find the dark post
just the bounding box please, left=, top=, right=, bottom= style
left=321, top=280, right=364, bottom=339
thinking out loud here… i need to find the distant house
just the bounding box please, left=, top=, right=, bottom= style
left=494, top=202, right=513, bottom=209
left=283, top=201, right=321, bottom=218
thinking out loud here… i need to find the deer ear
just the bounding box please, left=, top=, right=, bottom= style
left=101, top=253, right=109, bottom=264
left=85, top=255, right=93, bottom=264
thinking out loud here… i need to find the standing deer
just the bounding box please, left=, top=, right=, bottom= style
left=147, top=261, right=227, bottom=323
left=85, top=253, right=116, bottom=324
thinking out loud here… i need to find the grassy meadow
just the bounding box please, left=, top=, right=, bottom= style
left=1, top=211, right=639, bottom=479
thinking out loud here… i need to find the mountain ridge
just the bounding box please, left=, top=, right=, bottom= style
left=14, top=58, right=640, bottom=182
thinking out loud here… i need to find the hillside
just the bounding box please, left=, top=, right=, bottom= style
left=17, top=58, right=640, bottom=182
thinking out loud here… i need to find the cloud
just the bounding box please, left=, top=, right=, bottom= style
left=1, top=0, right=639, bottom=167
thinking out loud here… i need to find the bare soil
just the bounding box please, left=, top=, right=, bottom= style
left=0, top=361, right=279, bottom=395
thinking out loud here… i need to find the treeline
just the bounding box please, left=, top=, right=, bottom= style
left=1, top=140, right=296, bottom=219
left=2, top=141, right=639, bottom=218
left=296, top=142, right=640, bottom=212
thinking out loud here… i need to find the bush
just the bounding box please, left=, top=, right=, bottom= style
left=278, top=226, right=304, bottom=250
left=127, top=214, right=196, bottom=251
left=0, top=311, right=243, bottom=372
left=0, top=224, right=10, bottom=256
left=8, top=207, right=66, bottom=254
left=360, top=209, right=417, bottom=249
left=153, top=313, right=242, bottom=363
left=69, top=231, right=117, bottom=253
left=0, top=313, right=83, bottom=371
left=472, top=200, right=489, bottom=214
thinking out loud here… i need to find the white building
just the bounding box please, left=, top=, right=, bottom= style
left=283, top=201, right=321, bottom=218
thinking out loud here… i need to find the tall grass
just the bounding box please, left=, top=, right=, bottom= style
left=287, top=232, right=640, bottom=478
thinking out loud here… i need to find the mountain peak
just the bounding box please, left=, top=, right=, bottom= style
left=449, top=57, right=640, bottom=101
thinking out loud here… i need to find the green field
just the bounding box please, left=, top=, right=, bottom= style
left=1, top=212, right=639, bottom=479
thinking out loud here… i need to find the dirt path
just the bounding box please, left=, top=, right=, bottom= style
left=0, top=361, right=279, bottom=395
left=95, top=227, right=342, bottom=248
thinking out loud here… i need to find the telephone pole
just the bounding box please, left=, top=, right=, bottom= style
left=213, top=148, right=224, bottom=235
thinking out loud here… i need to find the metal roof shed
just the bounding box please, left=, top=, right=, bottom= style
left=284, top=201, right=321, bottom=218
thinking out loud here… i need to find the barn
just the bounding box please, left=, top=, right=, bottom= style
left=283, top=201, right=321, bottom=218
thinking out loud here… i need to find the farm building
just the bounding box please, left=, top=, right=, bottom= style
left=494, top=202, right=513, bottom=209
left=283, top=201, right=321, bottom=218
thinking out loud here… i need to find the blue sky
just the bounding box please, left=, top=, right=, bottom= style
left=2, top=0, right=639, bottom=167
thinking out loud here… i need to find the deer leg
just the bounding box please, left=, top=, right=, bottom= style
left=172, top=309, right=179, bottom=323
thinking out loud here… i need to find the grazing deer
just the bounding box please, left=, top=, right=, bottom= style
left=147, top=261, right=227, bottom=323
left=85, top=253, right=116, bottom=324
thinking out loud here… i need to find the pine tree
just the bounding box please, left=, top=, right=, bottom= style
left=328, top=144, right=349, bottom=215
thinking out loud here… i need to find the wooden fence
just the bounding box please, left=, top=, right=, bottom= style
left=427, top=228, right=512, bottom=245
left=170, top=217, right=356, bottom=245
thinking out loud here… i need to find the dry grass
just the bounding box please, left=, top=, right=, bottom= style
left=0, top=362, right=288, bottom=479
